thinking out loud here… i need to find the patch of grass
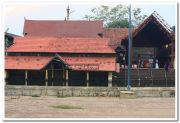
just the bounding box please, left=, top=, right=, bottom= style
left=31, top=95, right=40, bottom=97
left=50, top=104, right=83, bottom=109
left=56, top=95, right=66, bottom=98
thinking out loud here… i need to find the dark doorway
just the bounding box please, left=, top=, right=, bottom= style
left=7, top=70, right=25, bottom=85
left=68, top=71, right=86, bottom=86
left=48, top=70, right=64, bottom=86
left=28, top=70, right=45, bottom=86
left=89, top=72, right=108, bottom=86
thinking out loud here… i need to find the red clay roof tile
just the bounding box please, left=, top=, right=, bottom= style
left=23, top=20, right=103, bottom=38
left=5, top=55, right=116, bottom=71
left=7, top=37, right=115, bottom=54
left=5, top=56, right=53, bottom=70
left=103, top=28, right=129, bottom=49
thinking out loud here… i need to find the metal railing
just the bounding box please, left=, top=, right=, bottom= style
left=113, top=68, right=175, bottom=87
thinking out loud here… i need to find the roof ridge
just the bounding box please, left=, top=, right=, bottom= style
left=152, top=11, right=173, bottom=33
left=25, top=19, right=103, bottom=22
left=14, top=37, right=110, bottom=40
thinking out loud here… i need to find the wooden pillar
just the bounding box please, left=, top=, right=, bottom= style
left=86, top=72, right=89, bottom=87
left=51, top=64, right=54, bottom=86
left=52, top=70, right=54, bottom=86
left=65, top=70, right=68, bottom=86
left=52, top=69, right=54, bottom=86
left=171, top=41, right=174, bottom=68
left=25, top=71, right=28, bottom=86
left=108, top=72, right=112, bottom=87
left=174, top=57, right=175, bottom=69
left=45, top=70, right=48, bottom=86
left=62, top=69, right=64, bottom=86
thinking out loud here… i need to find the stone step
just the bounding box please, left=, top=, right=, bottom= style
left=120, top=91, right=137, bottom=98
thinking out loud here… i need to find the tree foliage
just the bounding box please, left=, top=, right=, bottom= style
left=84, top=5, right=148, bottom=28
left=171, top=26, right=175, bottom=32
left=106, top=19, right=128, bottom=28
left=5, top=37, right=13, bottom=49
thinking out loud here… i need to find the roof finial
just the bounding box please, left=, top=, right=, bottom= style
left=5, top=28, right=9, bottom=32
left=67, top=5, right=70, bottom=20
left=66, top=5, right=75, bottom=21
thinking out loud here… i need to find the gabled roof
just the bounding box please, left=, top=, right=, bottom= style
left=121, top=11, right=174, bottom=47
left=6, top=37, right=115, bottom=54
left=23, top=20, right=103, bottom=38
left=5, top=55, right=116, bottom=71
left=131, top=11, right=173, bottom=40
left=5, top=56, right=53, bottom=70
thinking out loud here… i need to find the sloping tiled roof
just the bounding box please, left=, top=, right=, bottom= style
left=5, top=55, right=116, bottom=71
left=103, top=28, right=129, bottom=49
left=121, top=12, right=174, bottom=46
left=23, top=20, right=103, bottom=38
left=61, top=56, right=116, bottom=71
left=5, top=56, right=53, bottom=70
left=6, top=37, right=115, bottom=54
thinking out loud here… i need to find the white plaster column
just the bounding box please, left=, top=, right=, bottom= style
left=86, top=72, right=89, bottom=87
left=65, top=70, right=68, bottom=86
left=45, top=70, right=48, bottom=86
left=108, top=72, right=112, bottom=87
left=25, top=71, right=28, bottom=86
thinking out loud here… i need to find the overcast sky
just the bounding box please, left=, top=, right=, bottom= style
left=4, top=2, right=176, bottom=36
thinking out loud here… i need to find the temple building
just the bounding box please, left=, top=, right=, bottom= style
left=5, top=11, right=175, bottom=87
left=120, top=12, right=175, bottom=68
left=5, top=37, right=116, bottom=86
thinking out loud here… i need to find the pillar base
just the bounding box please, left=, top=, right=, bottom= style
left=25, top=81, right=28, bottom=86
left=66, top=82, right=68, bottom=86
left=86, top=82, right=89, bottom=87
left=108, top=82, right=112, bottom=87
left=108, top=72, right=112, bottom=87
left=45, top=81, right=48, bottom=86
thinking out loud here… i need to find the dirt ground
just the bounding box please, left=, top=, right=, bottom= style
left=5, top=96, right=175, bottom=118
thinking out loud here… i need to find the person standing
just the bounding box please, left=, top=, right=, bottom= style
left=164, top=61, right=170, bottom=71
left=155, top=59, right=159, bottom=69
left=149, top=55, right=154, bottom=68
left=137, top=55, right=141, bottom=68
left=140, top=59, right=144, bottom=68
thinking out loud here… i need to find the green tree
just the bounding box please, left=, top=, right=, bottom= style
left=106, top=19, right=128, bottom=28
left=5, top=37, right=10, bottom=49
left=5, top=36, right=14, bottom=49
left=84, top=5, right=147, bottom=28
left=132, top=8, right=148, bottom=27
left=171, top=26, right=175, bottom=32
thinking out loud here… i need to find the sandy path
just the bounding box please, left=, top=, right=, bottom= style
left=5, top=96, right=175, bottom=118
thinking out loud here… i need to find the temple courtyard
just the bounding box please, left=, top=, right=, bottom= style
left=5, top=96, right=175, bottom=118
